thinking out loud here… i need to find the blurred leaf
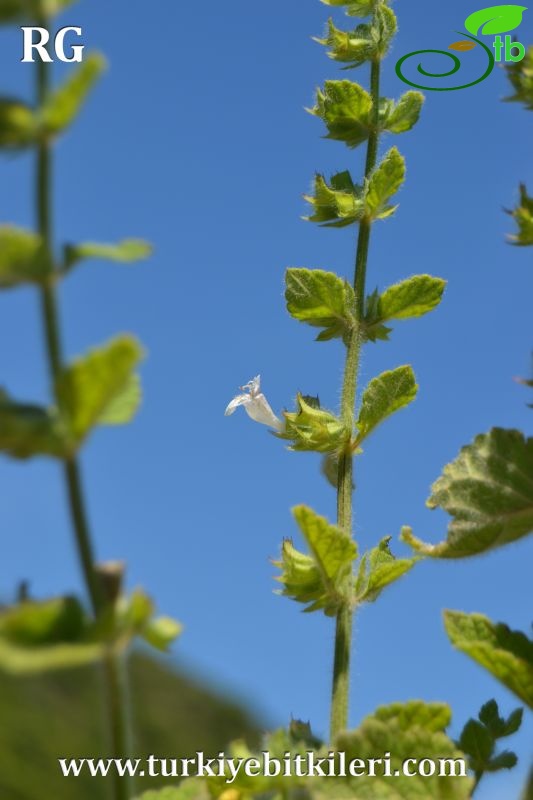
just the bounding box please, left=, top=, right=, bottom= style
left=0, top=0, right=77, bottom=25
left=274, top=505, right=357, bottom=616
left=505, top=45, right=533, bottom=110
left=0, top=98, right=37, bottom=148
left=0, top=597, right=103, bottom=675
left=458, top=719, right=495, bottom=773
left=113, top=590, right=181, bottom=654
left=305, top=171, right=365, bottom=227
left=334, top=701, right=473, bottom=798
left=401, top=428, right=533, bottom=558
left=142, top=617, right=183, bottom=653
left=356, top=365, right=418, bottom=443
left=465, top=5, right=527, bottom=35
left=365, top=147, right=405, bottom=220
left=285, top=268, right=355, bottom=342
left=39, top=54, right=106, bottom=137
left=310, top=80, right=373, bottom=148
left=0, top=226, right=48, bottom=288
left=355, top=537, right=417, bottom=602
left=56, top=335, right=144, bottom=445
left=64, top=239, right=152, bottom=271
left=458, top=700, right=522, bottom=779
left=382, top=91, right=424, bottom=133
left=0, top=389, right=69, bottom=459
left=364, top=275, right=446, bottom=342
left=444, top=611, right=533, bottom=709
left=279, top=393, right=351, bottom=453
left=507, top=183, right=533, bottom=246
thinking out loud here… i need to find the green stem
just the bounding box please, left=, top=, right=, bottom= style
left=35, top=41, right=133, bottom=800
left=329, top=56, right=381, bottom=743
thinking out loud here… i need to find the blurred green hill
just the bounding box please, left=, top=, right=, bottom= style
left=0, top=652, right=261, bottom=800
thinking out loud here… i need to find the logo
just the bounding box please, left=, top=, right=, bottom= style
left=396, top=4, right=527, bottom=91
left=21, top=26, right=84, bottom=63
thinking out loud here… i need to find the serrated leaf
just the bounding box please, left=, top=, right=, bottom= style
left=458, top=719, right=494, bottom=772
left=0, top=97, right=37, bottom=148
left=365, top=147, right=405, bottom=220
left=356, top=365, right=418, bottom=443
left=279, top=394, right=350, bottom=453
left=0, top=0, right=77, bottom=24
left=305, top=171, right=365, bottom=227
left=364, top=275, right=446, bottom=342
left=507, top=183, right=533, bottom=246
left=401, top=428, right=533, bottom=558
left=444, top=611, right=533, bottom=709
left=64, top=239, right=152, bottom=271
left=334, top=701, right=473, bottom=799
left=355, top=537, right=417, bottom=603
left=0, top=226, right=49, bottom=288
left=465, top=5, right=527, bottom=36
left=310, top=80, right=373, bottom=148
left=56, top=335, right=144, bottom=445
left=317, top=6, right=397, bottom=68
left=0, top=389, right=69, bottom=459
left=39, top=54, right=106, bottom=137
left=274, top=505, right=357, bottom=616
left=320, top=0, right=379, bottom=18
left=383, top=91, right=425, bottom=133
left=505, top=45, right=533, bottom=111
left=285, top=268, right=355, bottom=342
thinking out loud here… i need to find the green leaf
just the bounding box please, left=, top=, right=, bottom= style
left=334, top=701, right=473, bottom=798
left=310, top=80, right=373, bottom=148
left=0, top=226, right=49, bottom=288
left=64, top=239, right=152, bottom=271
left=364, top=275, right=446, bottom=342
left=279, top=394, right=351, bottom=453
left=135, top=782, right=210, bottom=800
left=111, top=589, right=182, bottom=654
left=0, top=0, right=77, bottom=25
left=478, top=699, right=523, bottom=739
left=55, top=335, right=144, bottom=445
left=285, top=268, right=355, bottom=342
left=401, top=428, right=533, bottom=558
left=505, top=45, right=533, bottom=111
left=304, top=171, right=365, bottom=227
left=355, top=537, right=417, bottom=603
left=0, top=98, right=37, bottom=149
left=356, top=365, right=418, bottom=443
left=365, top=146, right=406, bottom=220
left=274, top=505, right=357, bottom=616
left=39, top=54, right=106, bottom=137
left=444, top=611, right=533, bottom=709
left=320, top=0, right=380, bottom=18
left=142, top=617, right=183, bottom=653
left=383, top=91, right=425, bottom=133
left=465, top=5, right=527, bottom=36
left=0, top=597, right=103, bottom=675
left=507, top=183, right=533, bottom=246
left=458, top=719, right=494, bottom=773
left=487, top=751, right=518, bottom=771
left=316, top=6, right=397, bottom=68
left=0, top=389, right=69, bottom=459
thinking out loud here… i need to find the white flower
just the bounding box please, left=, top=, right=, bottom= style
left=225, top=375, right=282, bottom=431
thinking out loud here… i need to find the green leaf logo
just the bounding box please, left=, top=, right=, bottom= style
left=465, top=5, right=527, bottom=36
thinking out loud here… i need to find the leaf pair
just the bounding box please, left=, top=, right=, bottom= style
left=0, top=55, right=104, bottom=150
left=0, top=336, right=143, bottom=460
left=305, top=147, right=405, bottom=226
left=310, top=80, right=423, bottom=149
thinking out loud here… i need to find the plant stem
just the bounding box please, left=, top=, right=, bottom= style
left=35, top=44, right=133, bottom=800
left=330, top=56, right=381, bottom=743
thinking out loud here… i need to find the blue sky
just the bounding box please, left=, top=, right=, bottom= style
left=0, top=1, right=532, bottom=797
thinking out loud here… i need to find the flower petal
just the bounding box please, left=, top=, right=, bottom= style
left=224, top=394, right=250, bottom=416
left=245, top=393, right=283, bottom=430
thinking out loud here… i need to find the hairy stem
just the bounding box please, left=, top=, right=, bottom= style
left=330, top=55, right=381, bottom=742
left=36, top=45, right=133, bottom=800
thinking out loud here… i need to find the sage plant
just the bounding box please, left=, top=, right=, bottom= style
left=0, top=3, right=180, bottom=800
